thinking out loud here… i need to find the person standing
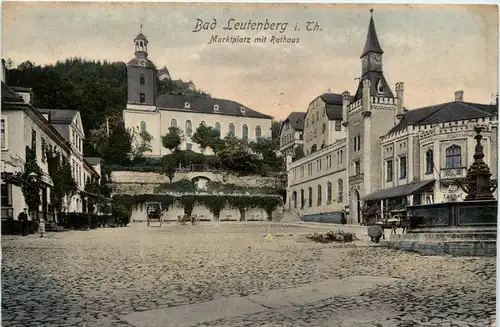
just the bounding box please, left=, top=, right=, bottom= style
left=18, top=208, right=28, bottom=236
left=38, top=218, right=46, bottom=238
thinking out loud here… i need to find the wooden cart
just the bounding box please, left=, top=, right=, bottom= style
left=146, top=202, right=163, bottom=227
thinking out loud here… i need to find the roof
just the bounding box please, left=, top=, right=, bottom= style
left=319, top=93, right=352, bottom=120
left=127, top=58, right=157, bottom=69
left=155, top=94, right=273, bottom=119
left=9, top=86, right=33, bottom=93
left=352, top=72, right=394, bottom=102
left=37, top=108, right=79, bottom=123
left=84, top=157, right=105, bottom=165
left=363, top=179, right=435, bottom=202
left=388, top=101, right=498, bottom=134
left=360, top=12, right=384, bottom=58
left=282, top=112, right=306, bottom=132
left=135, top=33, right=148, bottom=41
left=1, top=82, right=24, bottom=103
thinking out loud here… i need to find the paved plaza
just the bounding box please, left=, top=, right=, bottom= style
left=1, top=222, right=496, bottom=327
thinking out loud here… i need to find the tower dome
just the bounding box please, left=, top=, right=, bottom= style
left=134, top=25, right=148, bottom=58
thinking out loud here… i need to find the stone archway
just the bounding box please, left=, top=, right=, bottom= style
left=350, top=187, right=362, bottom=225
left=191, top=176, right=211, bottom=192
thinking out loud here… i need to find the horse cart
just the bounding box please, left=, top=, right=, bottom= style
left=146, top=202, right=163, bottom=227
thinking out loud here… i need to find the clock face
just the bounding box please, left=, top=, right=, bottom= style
left=372, top=53, right=382, bottom=66
left=139, top=59, right=147, bottom=67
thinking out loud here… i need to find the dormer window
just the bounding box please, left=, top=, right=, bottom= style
left=240, top=107, right=246, bottom=114
left=377, top=80, right=384, bottom=93
left=184, top=102, right=190, bottom=109
left=213, top=104, right=219, bottom=111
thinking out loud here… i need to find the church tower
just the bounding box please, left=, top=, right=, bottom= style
left=126, top=26, right=157, bottom=107
left=344, top=10, right=399, bottom=224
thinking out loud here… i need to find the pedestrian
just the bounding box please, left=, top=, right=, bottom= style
left=18, top=208, right=28, bottom=236
left=38, top=218, right=46, bottom=238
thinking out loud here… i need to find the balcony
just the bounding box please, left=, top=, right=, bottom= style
left=440, top=167, right=467, bottom=180
left=349, top=173, right=364, bottom=183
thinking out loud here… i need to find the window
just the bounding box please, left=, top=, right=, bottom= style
left=255, top=126, right=262, bottom=139
left=215, top=122, right=221, bottom=134
left=1, top=182, right=12, bottom=207
left=31, top=129, right=37, bottom=155
left=300, top=166, right=304, bottom=177
left=41, top=138, right=46, bottom=162
left=327, top=182, right=332, bottom=203
left=316, top=159, right=321, bottom=171
left=1, top=118, right=6, bottom=149
left=311, top=144, right=317, bottom=153
left=337, top=179, right=343, bottom=202
left=399, top=156, right=407, bottom=179
left=339, top=150, right=343, bottom=164
left=171, top=119, right=177, bottom=127
left=355, top=161, right=361, bottom=175
left=185, top=120, right=193, bottom=137
left=426, top=150, right=434, bottom=174
left=317, top=185, right=322, bottom=206
left=386, top=159, right=393, bottom=182
left=292, top=191, right=297, bottom=209
left=300, top=189, right=305, bottom=208
left=322, top=123, right=326, bottom=134
left=242, top=124, right=248, bottom=140
left=213, top=104, right=219, bottom=111
left=308, top=187, right=313, bottom=207
left=229, top=123, right=235, bottom=137
left=335, top=120, right=342, bottom=131
left=445, top=145, right=461, bottom=168
left=185, top=102, right=191, bottom=109
left=139, top=93, right=145, bottom=103
left=353, top=135, right=361, bottom=151
left=140, top=121, right=147, bottom=133
left=186, top=143, right=192, bottom=151
left=139, top=74, right=145, bottom=85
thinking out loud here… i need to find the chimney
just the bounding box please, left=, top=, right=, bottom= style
left=341, top=91, right=350, bottom=126
left=396, top=82, right=404, bottom=120
left=362, top=79, right=371, bottom=114
left=454, top=90, right=464, bottom=102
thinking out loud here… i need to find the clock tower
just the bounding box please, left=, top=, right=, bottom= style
left=354, top=9, right=393, bottom=101
left=127, top=26, right=157, bottom=107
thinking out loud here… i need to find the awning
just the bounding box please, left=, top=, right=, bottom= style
left=363, top=179, right=435, bottom=202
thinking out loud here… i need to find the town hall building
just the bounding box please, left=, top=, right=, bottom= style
left=284, top=10, right=498, bottom=224
left=123, top=31, right=273, bottom=156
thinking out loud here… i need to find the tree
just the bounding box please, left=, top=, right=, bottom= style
left=131, top=129, right=153, bottom=160
left=191, top=124, right=221, bottom=152
left=162, top=126, right=183, bottom=152
left=250, top=137, right=283, bottom=172
left=271, top=120, right=281, bottom=139
left=217, top=138, right=263, bottom=175
left=160, top=154, right=177, bottom=182
left=46, top=147, right=77, bottom=217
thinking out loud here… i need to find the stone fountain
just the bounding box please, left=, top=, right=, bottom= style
left=386, top=126, right=498, bottom=256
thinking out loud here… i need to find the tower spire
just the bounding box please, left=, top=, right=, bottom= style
left=360, top=10, right=384, bottom=58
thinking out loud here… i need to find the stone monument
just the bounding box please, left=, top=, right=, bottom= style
left=385, top=126, right=498, bottom=256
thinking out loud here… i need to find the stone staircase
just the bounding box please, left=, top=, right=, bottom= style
left=279, top=211, right=302, bottom=223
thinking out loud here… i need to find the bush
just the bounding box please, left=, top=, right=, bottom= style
left=60, top=213, right=91, bottom=230
left=112, top=204, right=131, bottom=226
left=1, top=219, right=38, bottom=235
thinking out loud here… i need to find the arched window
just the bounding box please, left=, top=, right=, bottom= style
left=140, top=121, right=146, bottom=133
left=255, top=125, right=262, bottom=139
left=171, top=119, right=177, bottom=128
left=317, top=185, right=322, bottom=206
left=426, top=149, right=434, bottom=174
left=242, top=124, right=248, bottom=140
left=229, top=123, right=235, bottom=137
left=327, top=182, right=332, bottom=202
left=300, top=189, right=305, bottom=209
left=337, top=179, right=343, bottom=202
left=445, top=145, right=461, bottom=168
left=139, top=74, right=145, bottom=85
left=292, top=191, right=297, bottom=209
left=215, top=122, right=221, bottom=135
left=308, top=187, right=313, bottom=207
left=186, top=120, right=193, bottom=137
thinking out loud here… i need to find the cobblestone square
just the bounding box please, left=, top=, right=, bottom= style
left=1, top=223, right=496, bottom=327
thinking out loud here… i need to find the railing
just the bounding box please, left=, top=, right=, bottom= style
left=349, top=173, right=364, bottom=183
left=175, top=164, right=220, bottom=173
left=440, top=167, right=467, bottom=179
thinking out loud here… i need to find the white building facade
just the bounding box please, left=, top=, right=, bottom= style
left=123, top=32, right=273, bottom=157
left=279, top=112, right=305, bottom=158
left=284, top=11, right=498, bottom=225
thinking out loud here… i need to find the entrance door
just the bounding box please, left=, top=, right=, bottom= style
left=354, top=189, right=361, bottom=224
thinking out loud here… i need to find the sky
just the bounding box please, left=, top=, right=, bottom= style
left=2, top=3, right=499, bottom=120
